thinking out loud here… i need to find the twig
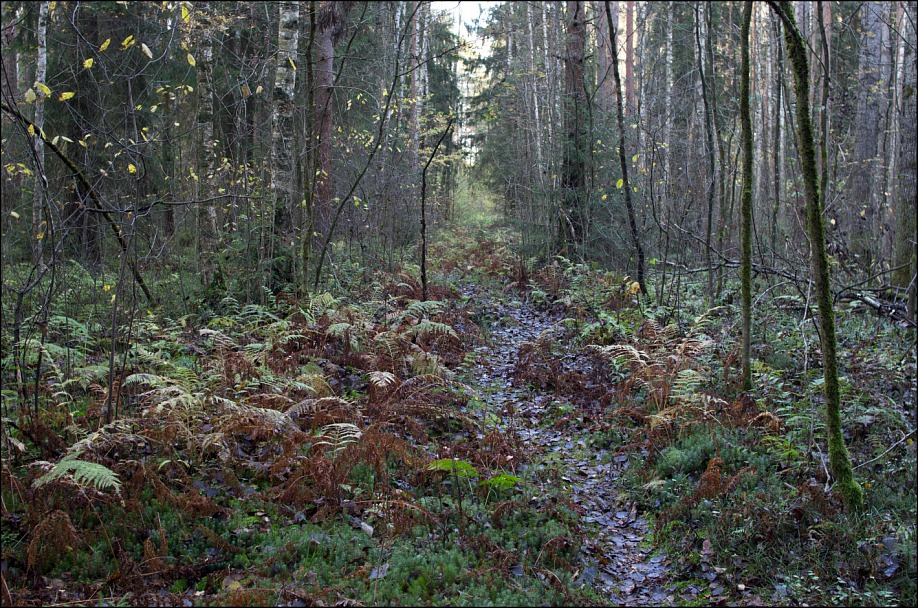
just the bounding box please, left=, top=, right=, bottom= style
left=853, top=429, right=916, bottom=470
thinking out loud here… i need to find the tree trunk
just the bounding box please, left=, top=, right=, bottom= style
left=31, top=1, right=49, bottom=266
left=624, top=0, right=634, bottom=113
left=271, top=1, right=300, bottom=239
left=196, top=3, right=219, bottom=291
left=695, top=2, right=716, bottom=303
left=315, top=1, right=352, bottom=238
left=849, top=2, right=887, bottom=271
left=772, top=0, right=864, bottom=509
left=892, top=1, right=916, bottom=322
left=740, top=1, right=754, bottom=392
left=770, top=10, right=785, bottom=262
left=560, top=0, right=587, bottom=254
left=605, top=0, right=646, bottom=294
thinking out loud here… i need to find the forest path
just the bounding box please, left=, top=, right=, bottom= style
left=457, top=282, right=678, bottom=605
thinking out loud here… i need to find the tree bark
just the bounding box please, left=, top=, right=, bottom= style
left=314, top=1, right=353, bottom=238
left=740, top=1, right=754, bottom=392
left=624, top=0, right=634, bottom=113
left=605, top=0, right=646, bottom=294
left=695, top=2, right=716, bottom=303
left=892, top=1, right=916, bottom=322
left=560, top=0, right=587, bottom=254
left=771, top=0, right=864, bottom=509
left=31, top=1, right=49, bottom=266
left=849, top=2, right=887, bottom=269
left=196, top=2, right=219, bottom=291
left=271, top=1, right=300, bottom=238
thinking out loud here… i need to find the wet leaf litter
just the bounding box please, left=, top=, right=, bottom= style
left=459, top=283, right=675, bottom=605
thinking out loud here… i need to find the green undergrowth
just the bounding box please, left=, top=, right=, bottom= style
left=1, top=241, right=590, bottom=606
left=2, top=223, right=915, bottom=606
left=434, top=230, right=915, bottom=607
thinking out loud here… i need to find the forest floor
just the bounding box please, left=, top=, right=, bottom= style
left=458, top=281, right=676, bottom=605
left=2, top=222, right=915, bottom=607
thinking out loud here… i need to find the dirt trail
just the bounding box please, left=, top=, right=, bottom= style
left=461, top=284, right=676, bottom=605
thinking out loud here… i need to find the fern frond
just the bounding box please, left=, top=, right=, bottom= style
left=404, top=299, right=445, bottom=319
left=20, top=338, right=63, bottom=381
left=326, top=322, right=353, bottom=338
left=218, top=296, right=241, bottom=316
left=314, top=422, right=362, bottom=457
left=308, top=292, right=339, bottom=318
left=407, top=320, right=458, bottom=341
left=408, top=350, right=442, bottom=375
left=198, top=328, right=237, bottom=349
left=586, top=344, right=649, bottom=369
left=45, top=315, right=91, bottom=342
left=368, top=371, right=398, bottom=389
left=286, top=397, right=358, bottom=421
left=688, top=306, right=725, bottom=337
left=671, top=369, right=704, bottom=402
left=124, top=372, right=170, bottom=388
left=33, top=453, right=122, bottom=492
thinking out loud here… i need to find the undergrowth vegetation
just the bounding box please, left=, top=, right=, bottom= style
left=2, top=224, right=915, bottom=606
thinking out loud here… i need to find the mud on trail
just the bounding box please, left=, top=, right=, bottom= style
left=457, top=283, right=677, bottom=606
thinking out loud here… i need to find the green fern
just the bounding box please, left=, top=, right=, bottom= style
left=404, top=299, right=446, bottom=320
left=670, top=369, right=704, bottom=403
left=198, top=328, right=237, bottom=349
left=314, top=422, right=362, bottom=458
left=688, top=306, right=725, bottom=338
left=407, top=320, right=458, bottom=341
left=427, top=458, right=478, bottom=478
left=33, top=453, right=122, bottom=493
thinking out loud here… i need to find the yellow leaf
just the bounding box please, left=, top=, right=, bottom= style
left=601, top=194, right=608, bottom=201
left=121, top=35, right=135, bottom=50
left=632, top=153, right=640, bottom=163
left=255, top=85, right=263, bottom=95
left=59, top=91, right=75, bottom=101
left=128, top=163, right=137, bottom=174
left=111, top=294, right=116, bottom=304
left=103, top=284, right=111, bottom=292
left=36, top=82, right=52, bottom=96
left=52, top=136, right=59, bottom=146
left=616, top=178, right=624, bottom=189
left=83, top=57, right=94, bottom=69
left=141, top=43, right=153, bottom=59
left=27, top=124, right=35, bottom=136
left=24, top=88, right=36, bottom=103
left=36, top=232, right=44, bottom=240
left=287, top=56, right=296, bottom=71
left=99, top=37, right=111, bottom=52
left=241, top=83, right=250, bottom=98
left=10, top=211, right=20, bottom=219
left=187, top=53, right=196, bottom=67
left=182, top=4, right=190, bottom=22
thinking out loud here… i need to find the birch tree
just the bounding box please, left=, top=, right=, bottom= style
left=270, top=1, right=300, bottom=238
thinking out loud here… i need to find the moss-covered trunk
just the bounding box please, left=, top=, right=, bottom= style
left=772, top=0, right=863, bottom=509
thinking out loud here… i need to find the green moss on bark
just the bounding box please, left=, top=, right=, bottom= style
left=774, top=0, right=863, bottom=509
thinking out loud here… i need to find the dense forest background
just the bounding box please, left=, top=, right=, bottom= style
left=1, top=1, right=916, bottom=606
left=1, top=1, right=915, bottom=309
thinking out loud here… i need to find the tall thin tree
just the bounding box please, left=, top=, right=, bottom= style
left=740, top=1, right=754, bottom=392
left=604, top=0, right=646, bottom=294
left=769, top=0, right=864, bottom=509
